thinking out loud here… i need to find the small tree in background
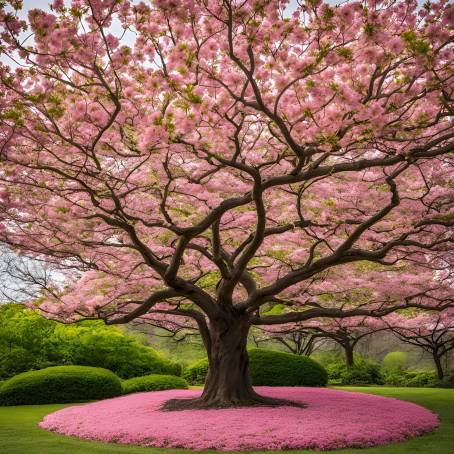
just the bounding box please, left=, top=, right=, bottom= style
left=252, top=323, right=327, bottom=357
left=386, top=310, right=454, bottom=379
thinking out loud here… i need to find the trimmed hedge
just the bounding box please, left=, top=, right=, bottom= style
left=0, top=366, right=122, bottom=406
left=122, top=374, right=188, bottom=395
left=183, top=348, right=327, bottom=386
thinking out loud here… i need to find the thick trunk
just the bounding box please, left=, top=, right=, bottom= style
left=162, top=312, right=304, bottom=410
left=201, top=315, right=256, bottom=405
left=433, top=353, right=444, bottom=380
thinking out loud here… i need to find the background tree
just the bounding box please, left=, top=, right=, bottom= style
left=252, top=323, right=327, bottom=356
left=301, top=316, right=386, bottom=366
left=386, top=310, right=454, bottom=379
left=0, top=0, right=453, bottom=408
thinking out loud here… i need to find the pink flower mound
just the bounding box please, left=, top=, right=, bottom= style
left=39, top=387, right=438, bottom=451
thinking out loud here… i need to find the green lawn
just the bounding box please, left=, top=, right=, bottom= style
left=0, top=387, right=453, bottom=453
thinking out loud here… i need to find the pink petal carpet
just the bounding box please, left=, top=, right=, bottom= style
left=39, top=387, right=439, bottom=451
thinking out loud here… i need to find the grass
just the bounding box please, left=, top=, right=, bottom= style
left=0, top=387, right=453, bottom=453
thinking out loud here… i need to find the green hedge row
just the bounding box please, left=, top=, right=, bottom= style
left=0, top=366, right=189, bottom=406
left=122, top=374, right=188, bottom=395
left=183, top=348, right=328, bottom=387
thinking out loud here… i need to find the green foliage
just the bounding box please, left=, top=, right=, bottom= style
left=183, top=348, right=328, bottom=386
left=51, top=324, right=181, bottom=379
left=0, top=366, right=122, bottom=406
left=0, top=304, right=180, bottom=379
left=383, top=370, right=437, bottom=387
left=327, top=359, right=383, bottom=385
left=434, top=370, right=454, bottom=389
left=311, top=350, right=343, bottom=366
left=183, top=357, right=210, bottom=384
left=122, top=374, right=188, bottom=395
left=249, top=348, right=328, bottom=386
left=402, top=30, right=430, bottom=54
left=0, top=304, right=56, bottom=378
left=382, top=352, right=409, bottom=373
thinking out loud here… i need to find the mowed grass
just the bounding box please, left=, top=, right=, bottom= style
left=0, top=387, right=452, bottom=454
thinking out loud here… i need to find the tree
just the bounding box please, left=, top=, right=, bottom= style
left=0, top=0, right=453, bottom=408
left=302, top=317, right=386, bottom=366
left=252, top=323, right=328, bottom=356
left=386, top=310, right=454, bottom=379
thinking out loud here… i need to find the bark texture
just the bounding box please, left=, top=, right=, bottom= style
left=162, top=312, right=304, bottom=410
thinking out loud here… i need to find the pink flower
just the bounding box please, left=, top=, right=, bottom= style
left=40, top=387, right=439, bottom=451
left=338, top=5, right=355, bottom=26
left=388, top=37, right=404, bottom=54
left=442, top=6, right=454, bottom=26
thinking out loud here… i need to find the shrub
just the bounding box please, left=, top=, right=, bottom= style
left=382, top=352, right=408, bottom=373
left=52, top=325, right=182, bottom=379
left=0, top=304, right=181, bottom=380
left=248, top=348, right=327, bottom=386
left=383, top=370, right=437, bottom=387
left=122, top=374, right=188, bottom=395
left=0, top=347, right=38, bottom=379
left=405, top=371, right=437, bottom=387
left=183, top=348, right=327, bottom=386
left=0, top=365, right=122, bottom=406
left=326, top=359, right=382, bottom=385
left=435, top=369, right=454, bottom=388
left=183, top=357, right=210, bottom=384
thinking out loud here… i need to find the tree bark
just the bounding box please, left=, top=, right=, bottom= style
left=201, top=315, right=256, bottom=406
left=344, top=343, right=355, bottom=367
left=433, top=352, right=444, bottom=380
left=162, top=311, right=305, bottom=410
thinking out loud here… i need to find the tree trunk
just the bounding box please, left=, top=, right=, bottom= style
left=433, top=353, right=444, bottom=380
left=344, top=343, right=355, bottom=366
left=162, top=312, right=305, bottom=410
left=201, top=315, right=256, bottom=406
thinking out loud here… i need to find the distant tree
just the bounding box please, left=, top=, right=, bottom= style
left=252, top=323, right=328, bottom=356
left=386, top=310, right=454, bottom=379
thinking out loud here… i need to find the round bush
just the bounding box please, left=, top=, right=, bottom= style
left=0, top=366, right=122, bottom=406
left=382, top=352, right=408, bottom=373
left=183, top=348, right=327, bottom=386
left=122, top=374, right=188, bottom=395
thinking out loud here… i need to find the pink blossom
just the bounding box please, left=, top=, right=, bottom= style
left=442, top=6, right=454, bottom=26
left=40, top=387, right=439, bottom=451
left=388, top=37, right=404, bottom=54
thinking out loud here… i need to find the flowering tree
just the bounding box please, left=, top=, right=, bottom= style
left=0, top=0, right=453, bottom=408
left=291, top=316, right=386, bottom=366
left=385, top=310, right=454, bottom=379
left=252, top=323, right=328, bottom=356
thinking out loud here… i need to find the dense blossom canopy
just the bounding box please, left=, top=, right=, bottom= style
left=0, top=0, right=453, bottom=329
